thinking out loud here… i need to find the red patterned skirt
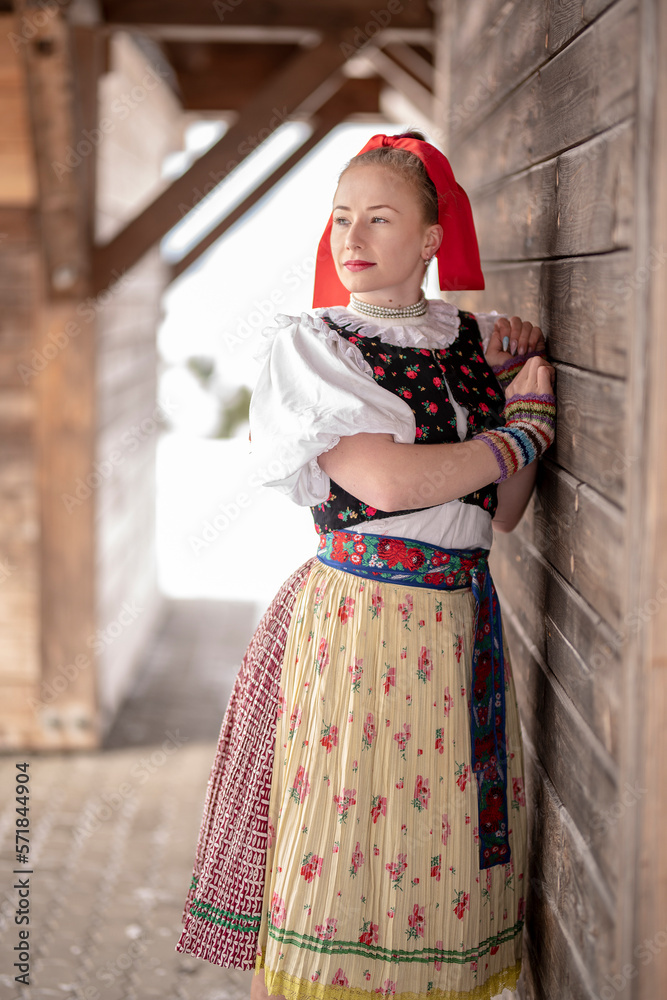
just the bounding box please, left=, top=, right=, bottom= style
left=175, top=555, right=317, bottom=968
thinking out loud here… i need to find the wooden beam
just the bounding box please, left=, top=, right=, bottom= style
left=0, top=207, right=38, bottom=243
left=382, top=41, right=435, bottom=90
left=162, top=41, right=303, bottom=112
left=32, top=297, right=99, bottom=749
left=70, top=25, right=105, bottom=248
left=168, top=77, right=383, bottom=280
left=14, top=1, right=91, bottom=298
left=361, top=45, right=434, bottom=119
left=100, top=0, right=433, bottom=29
left=91, top=25, right=379, bottom=294
left=101, top=24, right=434, bottom=53
left=108, top=25, right=323, bottom=44
left=11, top=4, right=99, bottom=747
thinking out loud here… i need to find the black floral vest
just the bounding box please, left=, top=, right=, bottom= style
left=311, top=310, right=506, bottom=535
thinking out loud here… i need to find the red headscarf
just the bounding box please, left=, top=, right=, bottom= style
left=311, top=132, right=484, bottom=308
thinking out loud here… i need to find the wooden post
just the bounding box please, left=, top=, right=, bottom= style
left=619, top=0, right=667, bottom=995
left=16, top=2, right=99, bottom=747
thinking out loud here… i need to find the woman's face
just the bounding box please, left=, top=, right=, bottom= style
left=330, top=163, right=442, bottom=307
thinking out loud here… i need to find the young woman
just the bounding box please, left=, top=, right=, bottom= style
left=176, top=130, right=556, bottom=1000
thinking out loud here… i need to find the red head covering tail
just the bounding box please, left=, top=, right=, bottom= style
left=312, top=133, right=484, bottom=308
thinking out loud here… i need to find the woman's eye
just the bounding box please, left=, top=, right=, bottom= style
left=332, top=216, right=387, bottom=225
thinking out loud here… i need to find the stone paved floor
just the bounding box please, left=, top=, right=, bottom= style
left=0, top=597, right=265, bottom=1000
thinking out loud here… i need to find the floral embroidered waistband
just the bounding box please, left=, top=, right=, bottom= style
left=316, top=528, right=488, bottom=589
left=316, top=529, right=511, bottom=870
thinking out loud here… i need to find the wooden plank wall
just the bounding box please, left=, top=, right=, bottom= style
left=441, top=1, right=640, bottom=996
left=0, top=17, right=44, bottom=748
left=0, top=236, right=43, bottom=748
left=93, top=33, right=184, bottom=733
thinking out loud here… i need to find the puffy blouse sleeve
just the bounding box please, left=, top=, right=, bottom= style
left=249, top=311, right=417, bottom=506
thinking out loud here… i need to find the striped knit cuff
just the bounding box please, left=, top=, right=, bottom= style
left=491, top=348, right=548, bottom=387
left=502, top=391, right=556, bottom=423
left=474, top=391, right=556, bottom=482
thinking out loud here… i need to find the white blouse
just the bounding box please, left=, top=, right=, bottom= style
left=249, top=297, right=504, bottom=551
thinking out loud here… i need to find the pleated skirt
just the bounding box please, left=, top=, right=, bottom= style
left=253, top=558, right=527, bottom=1000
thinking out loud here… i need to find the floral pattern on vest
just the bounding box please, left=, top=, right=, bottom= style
left=311, top=310, right=505, bottom=534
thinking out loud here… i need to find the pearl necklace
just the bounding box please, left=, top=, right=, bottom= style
left=349, top=291, right=428, bottom=319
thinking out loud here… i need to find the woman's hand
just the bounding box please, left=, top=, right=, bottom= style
left=484, top=315, right=546, bottom=368
left=504, top=354, right=555, bottom=398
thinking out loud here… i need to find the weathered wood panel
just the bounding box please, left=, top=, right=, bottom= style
left=549, top=363, right=626, bottom=505
left=460, top=252, right=632, bottom=378
left=503, top=603, right=618, bottom=889
left=621, top=0, right=667, bottom=991
left=509, top=459, right=625, bottom=628
left=492, top=522, right=621, bottom=762
left=470, top=120, right=634, bottom=262
left=522, top=742, right=614, bottom=1000
left=451, top=0, right=529, bottom=59
left=0, top=14, right=38, bottom=205
left=451, top=0, right=618, bottom=89
left=451, top=0, right=636, bottom=184
left=0, top=239, right=42, bottom=749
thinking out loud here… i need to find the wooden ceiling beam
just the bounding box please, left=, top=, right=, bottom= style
left=91, top=23, right=383, bottom=294
left=100, top=0, right=433, bottom=30
left=361, top=45, right=434, bottom=120
left=162, top=42, right=303, bottom=112
left=382, top=41, right=435, bottom=90
left=107, top=25, right=322, bottom=44
left=168, top=77, right=384, bottom=281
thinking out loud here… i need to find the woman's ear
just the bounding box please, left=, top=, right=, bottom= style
left=427, top=223, right=443, bottom=257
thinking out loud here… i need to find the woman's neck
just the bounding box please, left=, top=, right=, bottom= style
left=345, top=296, right=431, bottom=326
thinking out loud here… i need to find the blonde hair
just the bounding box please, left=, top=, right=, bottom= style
left=339, top=128, right=439, bottom=227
